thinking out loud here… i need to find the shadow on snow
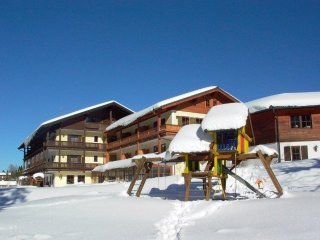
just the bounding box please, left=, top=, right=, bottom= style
left=146, top=181, right=244, bottom=201
left=0, top=187, right=30, bottom=211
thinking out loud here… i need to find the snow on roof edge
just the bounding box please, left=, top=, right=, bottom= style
left=246, top=92, right=320, bottom=113
left=21, top=100, right=133, bottom=148
left=106, top=86, right=234, bottom=131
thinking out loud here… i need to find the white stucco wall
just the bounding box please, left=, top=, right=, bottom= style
left=53, top=171, right=92, bottom=187
left=250, top=141, right=320, bottom=162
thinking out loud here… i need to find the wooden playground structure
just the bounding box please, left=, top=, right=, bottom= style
left=127, top=103, right=283, bottom=201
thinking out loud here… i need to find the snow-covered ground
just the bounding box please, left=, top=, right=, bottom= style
left=1, top=159, right=320, bottom=240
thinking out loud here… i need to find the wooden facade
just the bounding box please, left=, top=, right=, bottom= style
left=19, top=102, right=132, bottom=186
left=250, top=105, right=320, bottom=161
left=105, top=88, right=239, bottom=162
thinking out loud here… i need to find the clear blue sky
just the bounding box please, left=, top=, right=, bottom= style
left=0, top=0, right=319, bottom=171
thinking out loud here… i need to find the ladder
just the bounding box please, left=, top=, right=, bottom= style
left=127, top=158, right=153, bottom=197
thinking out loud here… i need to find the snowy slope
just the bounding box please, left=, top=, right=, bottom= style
left=0, top=159, right=320, bottom=240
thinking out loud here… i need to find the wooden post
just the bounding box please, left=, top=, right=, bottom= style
left=109, top=110, right=113, bottom=123
left=184, top=172, right=191, bottom=201
left=257, top=151, right=283, bottom=196
left=222, top=165, right=266, bottom=198
left=137, top=123, right=140, bottom=154
left=205, top=174, right=212, bottom=201
left=157, top=114, right=161, bottom=153
left=202, top=178, right=207, bottom=197
left=58, top=128, right=61, bottom=171
left=220, top=178, right=227, bottom=200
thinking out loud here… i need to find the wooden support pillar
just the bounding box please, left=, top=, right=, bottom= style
left=184, top=172, right=192, bottom=201
left=58, top=128, right=61, bottom=171
left=202, top=178, right=207, bottom=197
left=222, top=165, right=266, bottom=198
left=104, top=152, right=109, bottom=164
left=157, top=114, right=161, bottom=153
left=109, top=110, right=113, bottom=123
left=136, top=123, right=141, bottom=154
left=205, top=174, right=212, bottom=201
left=220, top=177, right=227, bottom=200
left=257, top=151, right=283, bottom=196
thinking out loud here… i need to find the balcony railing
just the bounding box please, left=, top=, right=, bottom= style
left=25, top=160, right=99, bottom=174
left=44, top=141, right=106, bottom=151
left=107, top=124, right=182, bottom=150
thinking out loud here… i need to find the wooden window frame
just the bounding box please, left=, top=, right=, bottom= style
left=68, top=134, right=82, bottom=142
left=67, top=155, right=82, bottom=164
left=161, top=143, right=167, bottom=152
left=290, top=115, right=312, bottom=128
left=182, top=117, right=190, bottom=126
left=195, top=118, right=202, bottom=124
left=94, top=155, right=98, bottom=162
left=284, top=145, right=308, bottom=161
left=206, top=99, right=210, bottom=108
left=67, top=175, right=74, bottom=184
left=78, top=175, right=85, bottom=183
left=153, top=146, right=158, bottom=153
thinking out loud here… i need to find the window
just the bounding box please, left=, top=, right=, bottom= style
left=68, top=135, right=81, bottom=142
left=153, top=146, right=158, bottom=153
left=195, top=118, right=202, bottom=124
left=291, top=146, right=301, bottom=160
left=301, top=115, right=312, bottom=128
left=284, top=145, right=308, bottom=161
left=182, top=117, right=189, bottom=126
left=161, top=143, right=167, bottom=152
left=94, top=136, right=99, bottom=142
left=67, top=155, right=81, bottom=164
left=206, top=99, right=210, bottom=107
left=78, top=175, right=85, bottom=183
left=67, top=175, right=74, bottom=184
left=290, top=115, right=312, bottom=128
left=94, top=155, right=98, bottom=162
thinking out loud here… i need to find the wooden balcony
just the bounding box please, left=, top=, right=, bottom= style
left=25, top=160, right=99, bottom=174
left=107, top=124, right=182, bottom=150
left=44, top=141, right=106, bottom=151
left=85, top=122, right=107, bottom=131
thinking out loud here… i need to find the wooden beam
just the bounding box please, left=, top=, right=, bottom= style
left=222, top=165, right=266, bottom=198
left=257, top=151, right=283, bottom=197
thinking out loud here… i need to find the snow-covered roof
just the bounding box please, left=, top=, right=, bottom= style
left=33, top=172, right=44, bottom=179
left=106, top=86, right=219, bottom=131
left=93, top=159, right=135, bottom=172
left=21, top=100, right=133, bottom=147
left=92, top=152, right=166, bottom=172
left=201, top=102, right=249, bottom=132
left=250, top=145, right=278, bottom=156
left=0, top=172, right=11, bottom=176
left=246, top=92, right=320, bottom=113
left=168, top=124, right=213, bottom=154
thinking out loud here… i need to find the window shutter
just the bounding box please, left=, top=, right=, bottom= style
left=284, top=146, right=291, bottom=161
left=301, top=146, right=308, bottom=160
